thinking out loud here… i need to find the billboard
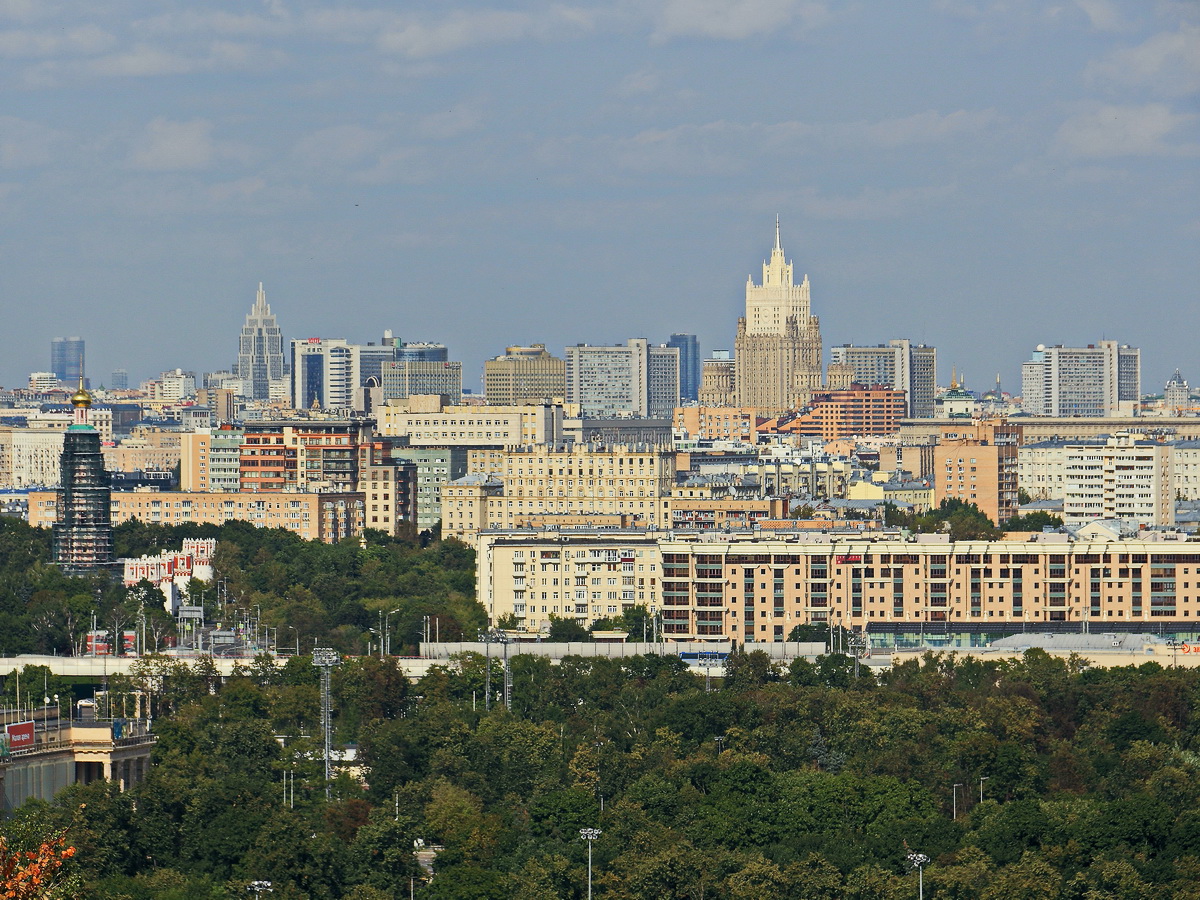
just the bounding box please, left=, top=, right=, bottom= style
left=6, top=720, right=35, bottom=751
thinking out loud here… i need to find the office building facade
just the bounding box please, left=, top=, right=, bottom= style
left=565, top=339, right=679, bottom=418
left=668, top=334, right=701, bottom=402
left=50, top=337, right=85, bottom=387
left=483, top=345, right=567, bottom=405
left=1020, top=342, right=1141, bottom=417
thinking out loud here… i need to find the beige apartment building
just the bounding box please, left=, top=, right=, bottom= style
left=476, top=530, right=663, bottom=632
left=933, top=421, right=1021, bottom=524
left=376, top=396, right=562, bottom=447
left=103, top=427, right=181, bottom=474
left=29, top=489, right=363, bottom=543
left=0, top=427, right=64, bottom=488
left=441, top=443, right=676, bottom=545
left=673, top=406, right=763, bottom=443
left=654, top=531, right=1200, bottom=641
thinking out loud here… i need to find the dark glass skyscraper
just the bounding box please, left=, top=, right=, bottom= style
left=668, top=333, right=700, bottom=402
left=52, top=386, right=114, bottom=573
left=51, top=336, right=85, bottom=387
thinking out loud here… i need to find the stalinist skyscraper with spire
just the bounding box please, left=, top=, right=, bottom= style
left=236, top=283, right=285, bottom=401
left=734, top=219, right=823, bottom=414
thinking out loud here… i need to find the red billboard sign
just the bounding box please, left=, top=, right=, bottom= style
left=835, top=554, right=862, bottom=565
left=6, top=720, right=34, bottom=751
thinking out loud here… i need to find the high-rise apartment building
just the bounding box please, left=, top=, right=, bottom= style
left=1020, top=434, right=1174, bottom=527
left=734, top=221, right=822, bottom=413
left=180, top=425, right=245, bottom=492
left=933, top=421, right=1021, bottom=525
left=565, top=339, right=679, bottom=418
left=829, top=340, right=938, bottom=418
left=51, top=337, right=85, bottom=387
left=483, top=345, right=567, bottom=405
left=110, top=369, right=129, bottom=391
left=239, top=420, right=374, bottom=493
left=668, top=334, right=701, bottom=402
left=1020, top=342, right=1141, bottom=417
left=236, top=283, right=285, bottom=401
left=52, top=386, right=113, bottom=572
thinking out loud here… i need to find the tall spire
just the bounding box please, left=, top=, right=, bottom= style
left=774, top=215, right=781, bottom=252
left=255, top=282, right=267, bottom=313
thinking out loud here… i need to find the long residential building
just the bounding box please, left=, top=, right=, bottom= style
left=478, top=528, right=1200, bottom=638
left=29, top=489, right=363, bottom=543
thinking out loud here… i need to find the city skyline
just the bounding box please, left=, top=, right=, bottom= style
left=0, top=0, right=1196, bottom=394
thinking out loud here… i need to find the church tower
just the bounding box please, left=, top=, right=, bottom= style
left=734, top=219, right=823, bottom=413
left=52, top=383, right=114, bottom=573
left=236, top=283, right=285, bottom=401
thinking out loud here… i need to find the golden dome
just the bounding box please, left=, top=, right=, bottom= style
left=70, top=386, right=92, bottom=408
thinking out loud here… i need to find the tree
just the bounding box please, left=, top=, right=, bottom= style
left=0, top=818, right=78, bottom=900
left=1001, top=512, right=1063, bottom=532
left=547, top=615, right=588, bottom=641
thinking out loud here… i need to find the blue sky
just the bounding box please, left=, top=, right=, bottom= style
left=0, top=0, right=1196, bottom=396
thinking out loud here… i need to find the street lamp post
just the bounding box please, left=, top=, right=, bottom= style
left=907, top=851, right=929, bottom=900
left=580, top=828, right=602, bottom=900
left=384, top=608, right=400, bottom=656
left=953, top=783, right=962, bottom=820
left=980, top=775, right=989, bottom=803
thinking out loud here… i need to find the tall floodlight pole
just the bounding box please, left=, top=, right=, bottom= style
left=312, top=648, right=342, bottom=799
left=580, top=828, right=602, bottom=900
left=907, top=851, right=929, bottom=900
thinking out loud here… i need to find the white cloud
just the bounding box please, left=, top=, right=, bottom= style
left=131, top=118, right=218, bottom=171
left=1086, top=22, right=1200, bottom=97
left=22, top=38, right=286, bottom=86
left=0, top=116, right=64, bottom=167
left=0, top=24, right=113, bottom=57
left=794, top=183, right=957, bottom=220
left=617, top=68, right=661, bottom=97
left=376, top=8, right=590, bottom=58
left=418, top=106, right=483, bottom=140
left=1074, top=0, right=1126, bottom=32
left=1053, top=103, right=1198, bottom=157
left=654, top=0, right=829, bottom=40
left=854, top=109, right=999, bottom=147
left=600, top=108, right=998, bottom=173
left=291, top=125, right=383, bottom=169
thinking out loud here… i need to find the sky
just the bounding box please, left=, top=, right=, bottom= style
left=0, top=0, right=1197, bottom=396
